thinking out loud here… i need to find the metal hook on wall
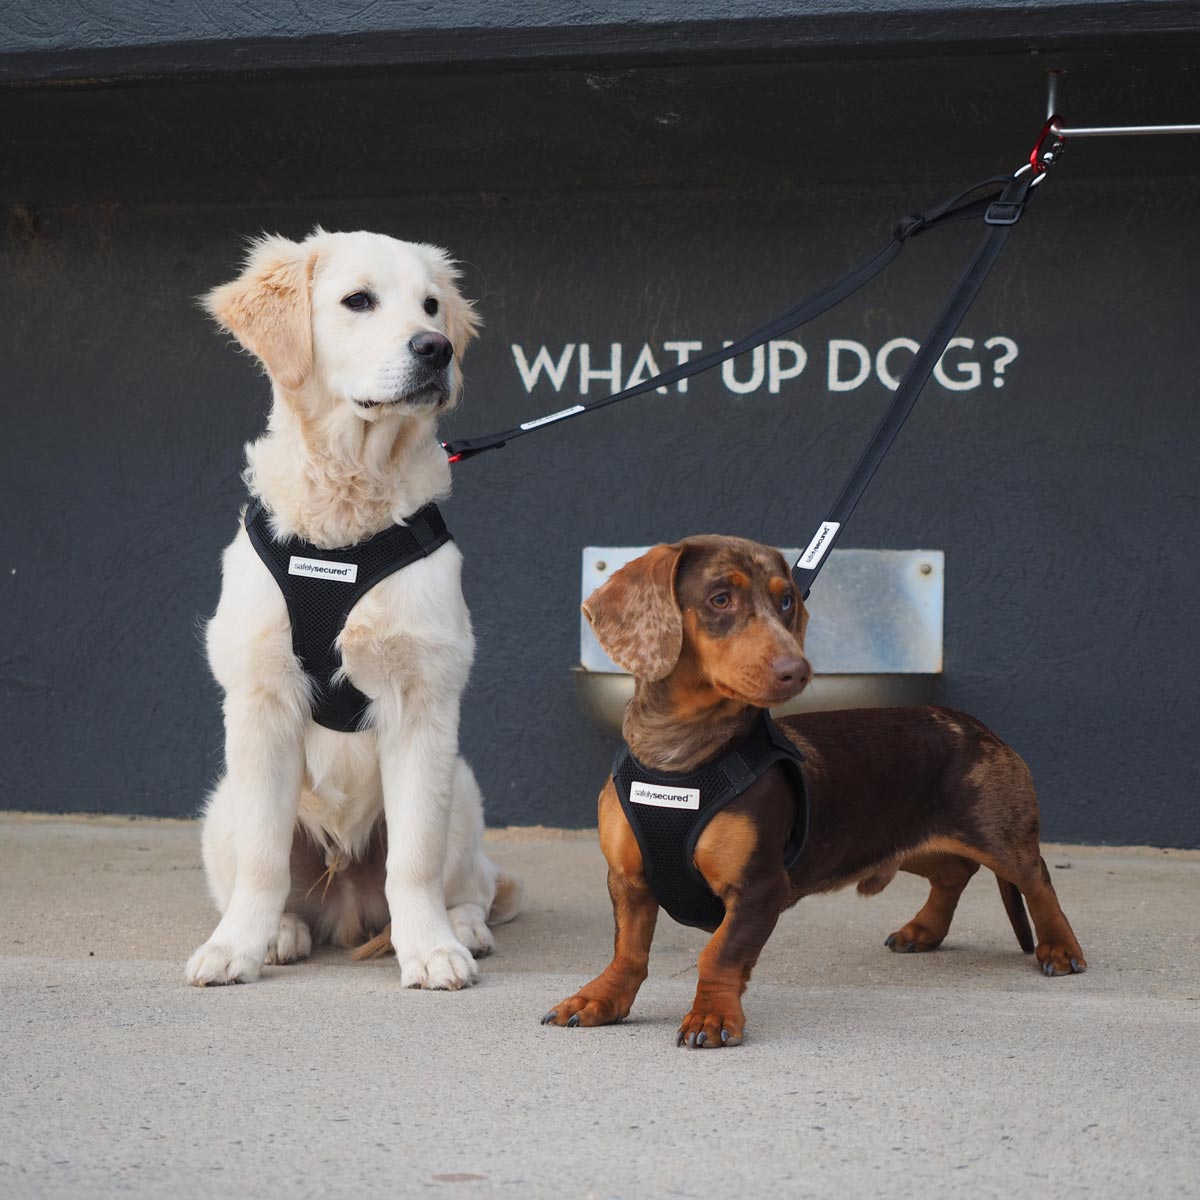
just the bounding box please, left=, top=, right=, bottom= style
left=1046, top=69, right=1200, bottom=139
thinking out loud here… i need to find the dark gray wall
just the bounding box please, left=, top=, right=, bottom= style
left=4, top=1, right=1198, bottom=83
left=2, top=41, right=1199, bottom=845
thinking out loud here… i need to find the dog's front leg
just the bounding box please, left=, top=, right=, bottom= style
left=187, top=694, right=305, bottom=985
left=543, top=781, right=658, bottom=1028
left=378, top=695, right=478, bottom=990
left=678, top=810, right=790, bottom=1048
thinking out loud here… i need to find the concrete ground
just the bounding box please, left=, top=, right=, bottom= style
left=1, top=814, right=1197, bottom=1200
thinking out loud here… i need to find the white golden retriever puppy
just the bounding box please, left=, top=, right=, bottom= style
left=187, top=229, right=520, bottom=990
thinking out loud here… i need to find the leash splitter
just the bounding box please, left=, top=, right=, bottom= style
left=450, top=65, right=1200, bottom=588
left=790, top=155, right=1047, bottom=597
left=441, top=169, right=1038, bottom=465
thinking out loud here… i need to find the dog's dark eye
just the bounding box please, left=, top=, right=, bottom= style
left=780, top=594, right=794, bottom=612
left=423, top=297, right=439, bottom=316
left=710, top=593, right=731, bottom=610
left=342, top=291, right=375, bottom=312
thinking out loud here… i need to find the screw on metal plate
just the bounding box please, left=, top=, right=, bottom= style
left=596, top=561, right=607, bottom=572
left=919, top=562, right=933, bottom=575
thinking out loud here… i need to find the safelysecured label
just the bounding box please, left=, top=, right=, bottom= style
left=797, top=521, right=840, bottom=571
left=629, top=780, right=701, bottom=810
left=288, top=556, right=359, bottom=583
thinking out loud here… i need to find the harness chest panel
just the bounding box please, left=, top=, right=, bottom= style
left=244, top=500, right=453, bottom=732
left=612, top=713, right=808, bottom=930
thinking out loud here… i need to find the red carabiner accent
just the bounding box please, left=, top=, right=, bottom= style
left=1030, top=115, right=1063, bottom=174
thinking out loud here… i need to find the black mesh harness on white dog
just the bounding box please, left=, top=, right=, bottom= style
left=243, top=499, right=453, bottom=732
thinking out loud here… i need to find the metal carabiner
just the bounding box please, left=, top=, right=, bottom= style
left=1028, top=115, right=1066, bottom=175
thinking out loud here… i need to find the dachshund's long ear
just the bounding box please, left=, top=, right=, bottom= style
left=202, top=234, right=315, bottom=390
left=583, top=543, right=684, bottom=682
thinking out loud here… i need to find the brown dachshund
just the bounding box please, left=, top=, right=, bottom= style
left=542, top=536, right=1086, bottom=1048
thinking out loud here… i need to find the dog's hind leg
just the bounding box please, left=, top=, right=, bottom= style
left=885, top=852, right=980, bottom=953
left=443, top=757, right=523, bottom=957
left=1005, top=855, right=1087, bottom=976
left=265, top=912, right=313, bottom=965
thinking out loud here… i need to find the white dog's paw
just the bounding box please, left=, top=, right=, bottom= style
left=396, top=941, right=479, bottom=990
left=186, top=940, right=263, bottom=987
left=265, top=913, right=312, bottom=966
left=449, top=903, right=495, bottom=959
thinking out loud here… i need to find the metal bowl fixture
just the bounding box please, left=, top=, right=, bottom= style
left=575, top=547, right=943, bottom=735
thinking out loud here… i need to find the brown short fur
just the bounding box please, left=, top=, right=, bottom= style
left=543, top=536, right=1086, bottom=1048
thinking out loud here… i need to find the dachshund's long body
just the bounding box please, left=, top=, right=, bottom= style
left=543, top=536, right=1085, bottom=1048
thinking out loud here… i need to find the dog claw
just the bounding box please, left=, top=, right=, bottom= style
left=721, top=1029, right=729, bottom=1044
left=566, top=1013, right=580, bottom=1028
left=696, top=1032, right=707, bottom=1047
left=1070, top=957, right=1087, bottom=974
left=884, top=935, right=897, bottom=948
left=675, top=1030, right=686, bottom=1047
left=540, top=1010, right=558, bottom=1025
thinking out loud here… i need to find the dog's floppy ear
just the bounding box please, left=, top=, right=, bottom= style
left=583, top=543, right=685, bottom=682
left=203, top=234, right=315, bottom=390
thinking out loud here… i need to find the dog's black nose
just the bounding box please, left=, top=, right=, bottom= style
left=773, top=655, right=812, bottom=689
left=409, top=331, right=453, bottom=370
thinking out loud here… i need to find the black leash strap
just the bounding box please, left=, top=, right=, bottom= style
left=789, top=170, right=1039, bottom=597
left=442, top=174, right=1017, bottom=463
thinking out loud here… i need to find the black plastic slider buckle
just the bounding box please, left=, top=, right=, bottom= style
left=894, top=213, right=926, bottom=240
left=984, top=199, right=1025, bottom=226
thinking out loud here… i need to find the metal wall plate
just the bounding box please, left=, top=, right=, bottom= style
left=580, top=547, right=943, bottom=675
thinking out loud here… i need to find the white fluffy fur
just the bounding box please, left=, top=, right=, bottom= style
left=186, top=229, right=520, bottom=989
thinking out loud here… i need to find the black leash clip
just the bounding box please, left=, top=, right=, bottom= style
left=442, top=439, right=506, bottom=464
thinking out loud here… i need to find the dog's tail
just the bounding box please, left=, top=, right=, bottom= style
left=351, top=926, right=394, bottom=961
left=996, top=877, right=1035, bottom=953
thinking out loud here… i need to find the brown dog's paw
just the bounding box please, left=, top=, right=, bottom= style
left=1036, top=943, right=1088, bottom=977
left=540, top=992, right=628, bottom=1028
left=884, top=922, right=945, bottom=953
left=675, top=1010, right=744, bottom=1049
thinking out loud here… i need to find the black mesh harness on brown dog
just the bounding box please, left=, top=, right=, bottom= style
left=611, top=711, right=808, bottom=930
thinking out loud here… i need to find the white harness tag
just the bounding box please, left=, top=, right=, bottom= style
left=629, top=780, right=701, bottom=810
left=287, top=556, right=359, bottom=583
